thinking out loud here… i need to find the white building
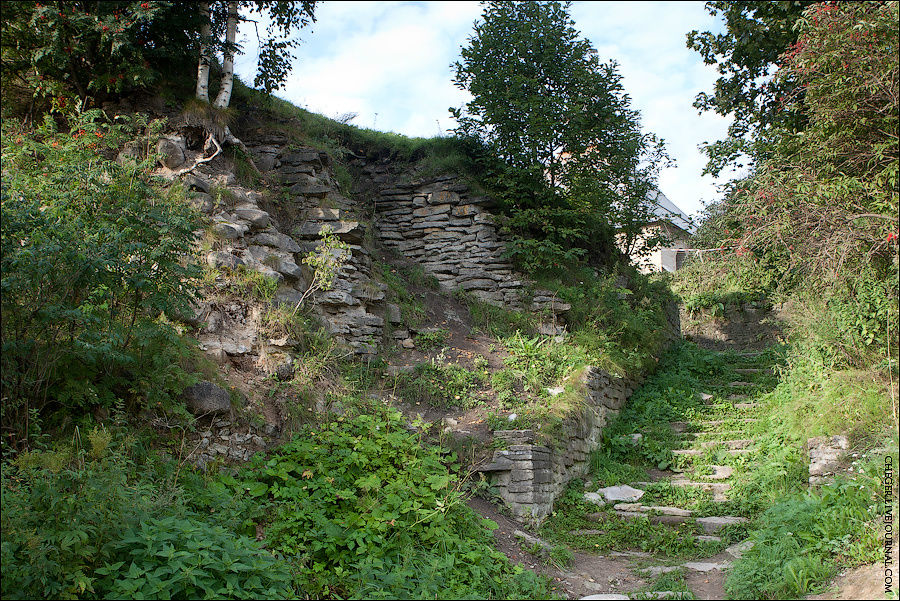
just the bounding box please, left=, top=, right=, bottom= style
left=624, top=190, right=695, bottom=274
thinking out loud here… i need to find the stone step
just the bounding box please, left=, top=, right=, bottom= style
left=728, top=381, right=755, bottom=388
left=696, top=515, right=750, bottom=534
left=636, top=480, right=731, bottom=501
left=734, top=402, right=761, bottom=410
left=699, top=438, right=752, bottom=450
left=615, top=511, right=691, bottom=526
left=613, top=503, right=693, bottom=517
left=679, top=430, right=746, bottom=441
left=701, top=465, right=734, bottom=480
left=700, top=418, right=759, bottom=428
left=671, top=418, right=759, bottom=433
left=734, top=367, right=774, bottom=375
left=672, top=447, right=751, bottom=457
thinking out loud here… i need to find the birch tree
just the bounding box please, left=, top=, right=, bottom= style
left=193, top=1, right=317, bottom=109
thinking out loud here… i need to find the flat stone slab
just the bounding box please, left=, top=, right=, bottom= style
left=696, top=535, right=722, bottom=543
left=705, top=465, right=735, bottom=480
left=728, top=381, right=754, bottom=387
left=642, top=566, right=680, bottom=577
left=569, top=529, right=606, bottom=536
left=584, top=492, right=607, bottom=507
left=726, top=540, right=754, bottom=559
left=696, top=516, right=749, bottom=534
left=699, top=438, right=752, bottom=449
left=682, top=561, right=731, bottom=572
left=734, top=402, right=760, bottom=410
left=580, top=595, right=630, bottom=601
left=598, top=484, right=645, bottom=502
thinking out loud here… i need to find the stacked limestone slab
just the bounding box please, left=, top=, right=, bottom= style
left=366, top=170, right=570, bottom=319
left=478, top=366, right=644, bottom=525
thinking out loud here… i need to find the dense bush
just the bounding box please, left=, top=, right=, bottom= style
left=218, top=408, right=553, bottom=599
left=1, top=109, right=198, bottom=447
left=1, top=433, right=291, bottom=600
left=694, top=1, right=899, bottom=368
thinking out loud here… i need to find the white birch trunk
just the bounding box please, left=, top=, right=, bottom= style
left=213, top=1, right=238, bottom=109
left=195, top=1, right=212, bottom=103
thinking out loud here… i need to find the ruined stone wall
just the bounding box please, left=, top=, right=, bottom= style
left=478, top=367, right=643, bottom=525
left=364, top=169, right=571, bottom=318
left=478, top=303, right=680, bottom=526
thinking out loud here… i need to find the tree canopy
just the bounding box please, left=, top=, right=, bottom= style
left=451, top=0, right=669, bottom=272
left=686, top=0, right=815, bottom=176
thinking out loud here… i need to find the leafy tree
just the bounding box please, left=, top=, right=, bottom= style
left=686, top=0, right=815, bottom=176
left=1, top=108, right=198, bottom=447
left=195, top=1, right=317, bottom=109
left=452, top=1, right=668, bottom=272
left=0, top=1, right=199, bottom=111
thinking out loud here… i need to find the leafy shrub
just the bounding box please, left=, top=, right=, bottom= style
left=1, top=109, right=198, bottom=446
left=1, top=435, right=297, bottom=600
left=95, top=516, right=293, bottom=600
left=223, top=408, right=552, bottom=599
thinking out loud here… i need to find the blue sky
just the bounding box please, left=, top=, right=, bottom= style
left=235, top=1, right=737, bottom=219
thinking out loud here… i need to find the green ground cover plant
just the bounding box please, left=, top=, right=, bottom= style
left=1, top=429, right=290, bottom=600
left=726, top=455, right=892, bottom=599
left=218, top=407, right=554, bottom=599
left=393, top=362, right=486, bottom=410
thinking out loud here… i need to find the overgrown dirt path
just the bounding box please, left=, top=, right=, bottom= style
left=468, top=344, right=781, bottom=600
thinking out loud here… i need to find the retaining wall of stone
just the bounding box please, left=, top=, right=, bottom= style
left=478, top=367, right=643, bottom=525
left=478, top=302, right=680, bottom=525
left=372, top=175, right=570, bottom=317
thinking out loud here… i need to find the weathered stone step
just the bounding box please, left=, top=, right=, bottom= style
left=672, top=446, right=751, bottom=457
left=613, top=503, right=692, bottom=517
left=670, top=418, right=758, bottom=433
left=700, top=465, right=734, bottom=480
left=734, top=367, right=775, bottom=375
left=696, top=515, right=749, bottom=534
left=734, top=402, right=761, bottom=410
left=699, top=438, right=752, bottom=450
left=700, top=418, right=759, bottom=428
left=636, top=479, right=731, bottom=501
left=728, top=381, right=755, bottom=388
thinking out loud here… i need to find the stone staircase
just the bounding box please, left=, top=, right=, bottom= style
left=573, top=350, right=782, bottom=599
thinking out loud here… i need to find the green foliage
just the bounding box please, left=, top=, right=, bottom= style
left=686, top=1, right=815, bottom=175
left=414, top=328, right=449, bottom=352
left=733, top=1, right=898, bottom=281
left=95, top=516, right=293, bottom=600
left=548, top=267, right=676, bottom=375
left=394, top=362, right=486, bottom=409
left=452, top=0, right=669, bottom=273
left=1, top=435, right=291, bottom=600
left=726, top=460, right=888, bottom=599
left=0, top=1, right=198, bottom=107
left=231, top=79, right=474, bottom=177
left=460, top=292, right=538, bottom=338
left=376, top=262, right=426, bottom=328
left=222, top=408, right=553, bottom=599
left=1, top=109, right=198, bottom=446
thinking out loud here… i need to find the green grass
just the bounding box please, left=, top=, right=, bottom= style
left=231, top=78, right=474, bottom=177
left=393, top=362, right=487, bottom=409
